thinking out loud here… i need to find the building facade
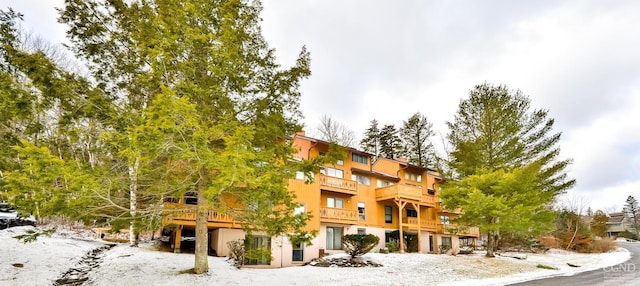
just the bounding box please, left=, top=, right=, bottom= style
left=162, top=132, right=479, bottom=267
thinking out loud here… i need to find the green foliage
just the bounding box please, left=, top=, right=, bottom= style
left=342, top=234, right=380, bottom=258
left=379, top=124, right=402, bottom=159
left=360, top=119, right=380, bottom=157
left=536, top=264, right=558, bottom=270
left=385, top=242, right=398, bottom=252
left=553, top=209, right=592, bottom=251
left=442, top=83, right=574, bottom=255
left=13, top=228, right=56, bottom=243
left=245, top=245, right=272, bottom=264
left=399, top=112, right=436, bottom=168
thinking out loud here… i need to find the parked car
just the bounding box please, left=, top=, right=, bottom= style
left=0, top=202, right=36, bottom=229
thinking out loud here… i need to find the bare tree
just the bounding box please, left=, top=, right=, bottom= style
left=316, top=115, right=356, bottom=148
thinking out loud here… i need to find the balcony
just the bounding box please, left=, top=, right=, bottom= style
left=437, top=224, right=480, bottom=237
left=375, top=184, right=422, bottom=202
left=319, top=175, right=357, bottom=195
left=319, top=207, right=358, bottom=224
left=421, top=220, right=437, bottom=231
left=162, top=202, right=235, bottom=226
left=421, top=194, right=438, bottom=207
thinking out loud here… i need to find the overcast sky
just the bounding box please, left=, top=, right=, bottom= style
left=3, top=0, right=640, bottom=213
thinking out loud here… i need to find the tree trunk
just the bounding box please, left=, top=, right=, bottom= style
left=486, top=231, right=495, bottom=257
left=193, top=172, right=209, bottom=274
left=129, top=157, right=140, bottom=247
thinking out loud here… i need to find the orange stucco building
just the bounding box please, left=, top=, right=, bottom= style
left=162, top=132, right=479, bottom=267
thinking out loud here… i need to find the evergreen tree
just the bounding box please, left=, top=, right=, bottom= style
left=440, top=83, right=575, bottom=257
left=379, top=124, right=401, bottom=159
left=399, top=112, right=435, bottom=167
left=61, top=0, right=312, bottom=273
left=624, top=195, right=640, bottom=238
left=360, top=119, right=380, bottom=157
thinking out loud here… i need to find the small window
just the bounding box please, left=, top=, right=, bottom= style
left=377, top=179, right=392, bottom=188
left=351, top=174, right=371, bottom=186
left=327, top=197, right=344, bottom=209
left=294, top=205, right=305, bottom=215
left=406, top=209, right=417, bottom=218
left=358, top=202, right=365, bottom=221
left=384, top=206, right=393, bottom=223
left=336, top=159, right=344, bottom=166
left=357, top=228, right=366, bottom=235
left=404, top=172, right=422, bottom=182
left=325, top=167, right=344, bottom=178
left=295, top=171, right=305, bottom=180
left=352, top=153, right=368, bottom=164
left=440, top=216, right=450, bottom=224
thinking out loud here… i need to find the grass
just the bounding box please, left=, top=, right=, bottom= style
left=536, top=264, right=558, bottom=270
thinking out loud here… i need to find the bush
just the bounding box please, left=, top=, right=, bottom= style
left=342, top=234, right=380, bottom=258
left=227, top=239, right=245, bottom=268
left=385, top=241, right=398, bottom=252
left=576, top=238, right=617, bottom=253
left=439, top=244, right=451, bottom=254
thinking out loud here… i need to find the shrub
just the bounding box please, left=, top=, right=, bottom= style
left=227, top=239, right=245, bottom=268
left=439, top=244, right=451, bottom=254
left=576, top=238, right=617, bottom=253
left=385, top=241, right=398, bottom=252
left=342, top=234, right=380, bottom=258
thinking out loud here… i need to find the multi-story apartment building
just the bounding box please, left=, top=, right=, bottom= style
left=162, top=132, right=479, bottom=267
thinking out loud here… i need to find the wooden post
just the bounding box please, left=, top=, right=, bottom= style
left=396, top=200, right=407, bottom=253
left=412, top=202, right=421, bottom=253
left=173, top=226, right=182, bottom=253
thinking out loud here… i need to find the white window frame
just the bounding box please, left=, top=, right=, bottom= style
left=325, top=167, right=344, bottom=178
left=358, top=202, right=366, bottom=221
left=327, top=197, right=344, bottom=209
left=351, top=174, right=371, bottom=186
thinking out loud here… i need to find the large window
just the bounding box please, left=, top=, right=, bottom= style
left=326, top=227, right=343, bottom=250
left=327, top=197, right=344, bottom=209
left=324, top=167, right=344, bottom=178
left=245, top=236, right=271, bottom=265
left=384, top=206, right=393, bottom=223
left=295, top=171, right=314, bottom=181
left=406, top=208, right=417, bottom=218
left=404, top=172, right=422, bottom=182
left=358, top=202, right=366, bottom=221
left=441, top=236, right=452, bottom=249
left=352, top=153, right=368, bottom=164
left=351, top=174, right=371, bottom=186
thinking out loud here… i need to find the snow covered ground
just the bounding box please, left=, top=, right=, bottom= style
left=0, top=226, right=631, bottom=286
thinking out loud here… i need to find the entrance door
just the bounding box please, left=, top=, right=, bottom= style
left=429, top=236, right=434, bottom=253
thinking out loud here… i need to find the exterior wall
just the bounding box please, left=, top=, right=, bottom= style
left=211, top=228, right=245, bottom=257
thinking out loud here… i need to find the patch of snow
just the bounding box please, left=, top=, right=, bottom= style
left=0, top=227, right=632, bottom=286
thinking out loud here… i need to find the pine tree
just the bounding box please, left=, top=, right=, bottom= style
left=399, top=112, right=435, bottom=167
left=625, top=196, right=640, bottom=238
left=360, top=119, right=381, bottom=157
left=590, top=210, right=608, bottom=238
left=441, top=83, right=575, bottom=256
left=379, top=124, right=402, bottom=159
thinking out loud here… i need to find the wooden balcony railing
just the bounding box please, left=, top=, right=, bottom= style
left=375, top=184, right=422, bottom=202
left=163, top=202, right=234, bottom=224
left=420, top=220, right=436, bottom=230
left=319, top=207, right=358, bottom=223
left=421, top=195, right=438, bottom=207
left=319, top=175, right=357, bottom=195
left=437, top=223, right=480, bottom=237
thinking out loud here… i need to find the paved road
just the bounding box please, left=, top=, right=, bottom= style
left=510, top=241, right=639, bottom=286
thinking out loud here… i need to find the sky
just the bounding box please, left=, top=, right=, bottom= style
left=2, top=0, right=640, bottom=213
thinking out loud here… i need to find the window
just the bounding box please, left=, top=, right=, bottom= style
left=294, top=204, right=305, bottom=215
left=384, top=206, right=393, bottom=223
left=295, top=171, right=305, bottom=180
left=404, top=172, right=422, bottom=182
left=352, top=153, right=368, bottom=164
left=326, top=227, right=343, bottom=250
left=336, top=159, right=344, bottom=166
left=245, top=236, right=271, bottom=265
left=324, top=167, right=344, bottom=178
left=357, top=228, right=366, bottom=235
left=327, top=197, right=344, bottom=209
left=440, top=216, right=450, bottom=224
left=351, top=174, right=371, bottom=186
left=292, top=242, right=304, bottom=261
left=441, top=236, right=452, bottom=249
left=377, top=179, right=393, bottom=188
left=427, top=187, right=436, bottom=195
left=358, top=202, right=365, bottom=221
left=406, top=209, right=417, bottom=218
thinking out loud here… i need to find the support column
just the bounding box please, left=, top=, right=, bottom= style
left=173, top=226, right=182, bottom=253
left=395, top=200, right=408, bottom=253
left=412, top=202, right=421, bottom=253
